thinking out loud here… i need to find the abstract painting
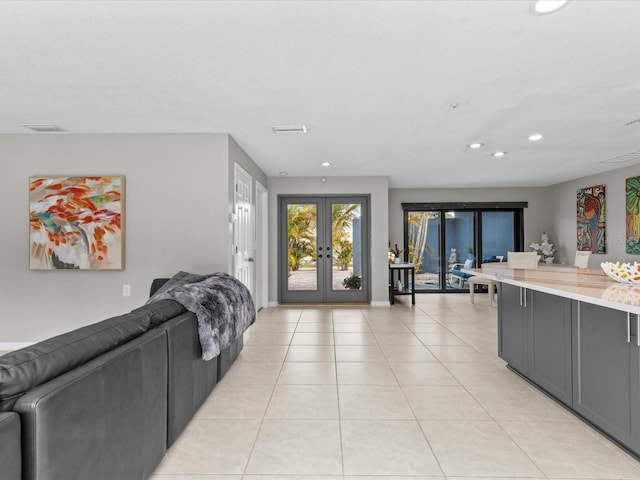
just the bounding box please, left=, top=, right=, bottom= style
left=29, top=176, right=124, bottom=270
left=626, top=176, right=640, bottom=254
left=577, top=184, right=605, bottom=254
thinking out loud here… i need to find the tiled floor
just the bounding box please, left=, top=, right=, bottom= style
left=151, top=293, right=640, bottom=480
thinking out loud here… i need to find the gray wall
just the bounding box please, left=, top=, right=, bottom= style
left=7, top=130, right=632, bottom=344
left=388, top=187, right=552, bottom=256
left=268, top=176, right=389, bottom=304
left=548, top=163, right=640, bottom=266
left=0, top=133, right=254, bottom=344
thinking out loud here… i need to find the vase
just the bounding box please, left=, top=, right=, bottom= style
left=394, top=257, right=403, bottom=264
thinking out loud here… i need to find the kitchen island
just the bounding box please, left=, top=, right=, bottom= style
left=472, top=264, right=640, bottom=458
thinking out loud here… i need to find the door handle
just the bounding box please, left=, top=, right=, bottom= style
left=248, top=257, right=255, bottom=262
left=627, top=312, right=631, bottom=344
left=520, top=287, right=527, bottom=307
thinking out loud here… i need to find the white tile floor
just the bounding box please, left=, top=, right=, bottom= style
left=152, top=293, right=640, bottom=480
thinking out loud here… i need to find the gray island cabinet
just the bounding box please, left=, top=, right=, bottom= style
left=498, top=280, right=640, bottom=456
left=572, top=302, right=640, bottom=453
left=498, top=283, right=572, bottom=406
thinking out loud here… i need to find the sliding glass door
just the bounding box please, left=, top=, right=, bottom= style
left=407, top=211, right=441, bottom=289
left=481, top=211, right=516, bottom=262
left=404, top=202, right=525, bottom=293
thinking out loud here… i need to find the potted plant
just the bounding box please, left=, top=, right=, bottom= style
left=389, top=243, right=403, bottom=264
left=342, top=275, right=361, bottom=289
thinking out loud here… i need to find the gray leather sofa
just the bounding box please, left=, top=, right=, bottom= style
left=0, top=280, right=244, bottom=480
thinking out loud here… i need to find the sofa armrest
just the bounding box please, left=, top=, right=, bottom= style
left=14, top=329, right=167, bottom=480
left=0, top=412, right=21, bottom=480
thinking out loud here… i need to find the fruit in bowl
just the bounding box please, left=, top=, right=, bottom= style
left=601, top=262, right=640, bottom=283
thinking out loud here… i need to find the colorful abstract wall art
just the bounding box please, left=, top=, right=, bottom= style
left=29, top=176, right=124, bottom=270
left=576, top=184, right=606, bottom=254
left=626, top=176, right=640, bottom=254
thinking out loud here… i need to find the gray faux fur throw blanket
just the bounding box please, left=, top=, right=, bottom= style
left=147, top=271, right=256, bottom=361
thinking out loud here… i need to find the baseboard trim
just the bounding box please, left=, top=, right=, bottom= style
left=0, top=342, right=34, bottom=351
left=370, top=300, right=392, bottom=307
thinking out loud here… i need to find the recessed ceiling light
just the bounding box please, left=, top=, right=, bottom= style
left=529, top=0, right=571, bottom=15
left=20, top=124, right=65, bottom=132
left=468, top=142, right=484, bottom=149
left=492, top=151, right=506, bottom=157
left=272, top=125, right=307, bottom=134
left=279, top=171, right=288, bottom=176
left=321, top=162, right=331, bottom=167
left=528, top=134, right=543, bottom=141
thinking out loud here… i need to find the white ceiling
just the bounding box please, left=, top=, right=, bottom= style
left=1, top=0, right=639, bottom=188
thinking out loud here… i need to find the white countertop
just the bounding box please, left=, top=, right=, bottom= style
left=465, top=263, right=640, bottom=314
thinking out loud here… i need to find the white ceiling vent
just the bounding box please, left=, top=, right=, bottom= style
left=272, top=125, right=307, bottom=134
left=20, top=124, right=65, bottom=132
left=601, top=150, right=640, bottom=164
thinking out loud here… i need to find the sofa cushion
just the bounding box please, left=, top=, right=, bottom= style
left=0, top=412, right=20, bottom=480
left=155, top=312, right=216, bottom=446
left=0, top=312, right=150, bottom=411
left=149, top=278, right=170, bottom=297
left=130, top=299, right=187, bottom=327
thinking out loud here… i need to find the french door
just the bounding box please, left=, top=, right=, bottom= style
left=279, top=195, right=370, bottom=303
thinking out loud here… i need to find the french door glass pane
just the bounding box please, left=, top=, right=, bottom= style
left=331, top=203, right=362, bottom=290
left=408, top=211, right=440, bottom=291
left=481, top=211, right=514, bottom=262
left=287, top=204, right=317, bottom=291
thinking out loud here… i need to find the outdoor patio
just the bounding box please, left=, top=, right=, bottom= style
left=288, top=267, right=357, bottom=291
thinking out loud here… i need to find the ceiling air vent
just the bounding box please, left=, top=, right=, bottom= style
left=272, top=125, right=307, bottom=134
left=601, top=150, right=640, bottom=164
left=20, top=124, right=65, bottom=132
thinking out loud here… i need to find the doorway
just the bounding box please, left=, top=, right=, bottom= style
left=279, top=195, right=370, bottom=303
left=255, top=181, right=269, bottom=310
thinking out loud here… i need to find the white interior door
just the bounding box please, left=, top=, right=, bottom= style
left=234, top=164, right=254, bottom=297
left=255, top=182, right=269, bottom=310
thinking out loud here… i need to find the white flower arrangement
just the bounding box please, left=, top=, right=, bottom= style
left=529, top=233, right=555, bottom=264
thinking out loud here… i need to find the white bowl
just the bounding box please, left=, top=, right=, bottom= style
left=600, top=262, right=640, bottom=284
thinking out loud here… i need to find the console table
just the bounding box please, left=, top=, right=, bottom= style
left=389, top=263, right=415, bottom=305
